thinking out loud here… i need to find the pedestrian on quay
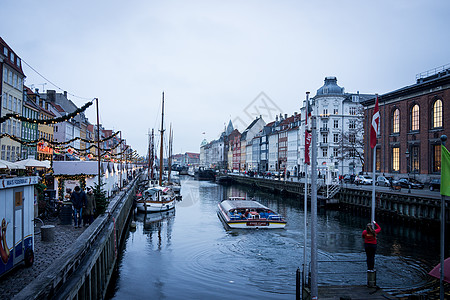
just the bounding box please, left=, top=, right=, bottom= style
left=84, top=187, right=96, bottom=226
left=70, top=186, right=87, bottom=228
left=362, top=221, right=381, bottom=272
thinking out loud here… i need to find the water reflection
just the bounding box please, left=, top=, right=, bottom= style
left=108, top=178, right=442, bottom=299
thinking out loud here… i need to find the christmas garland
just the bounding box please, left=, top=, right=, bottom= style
left=55, top=174, right=93, bottom=200
left=0, top=130, right=120, bottom=146
left=0, top=100, right=94, bottom=124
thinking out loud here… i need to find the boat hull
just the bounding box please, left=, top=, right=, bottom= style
left=136, top=200, right=175, bottom=213
left=217, top=201, right=286, bottom=229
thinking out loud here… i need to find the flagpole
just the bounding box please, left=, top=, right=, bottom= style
left=303, top=92, right=310, bottom=284
left=440, top=134, right=447, bottom=300
left=311, top=96, right=318, bottom=299
left=370, top=94, right=380, bottom=223
left=372, top=145, right=376, bottom=222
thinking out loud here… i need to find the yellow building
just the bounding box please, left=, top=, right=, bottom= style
left=1, top=37, right=26, bottom=162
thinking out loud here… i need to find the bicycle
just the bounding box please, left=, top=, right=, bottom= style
left=33, top=217, right=44, bottom=235
left=38, top=198, right=61, bottom=222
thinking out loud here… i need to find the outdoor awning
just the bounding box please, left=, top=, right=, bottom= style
left=0, top=160, right=26, bottom=170
left=15, top=158, right=50, bottom=168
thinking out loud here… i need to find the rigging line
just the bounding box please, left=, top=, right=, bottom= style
left=21, top=59, right=93, bottom=101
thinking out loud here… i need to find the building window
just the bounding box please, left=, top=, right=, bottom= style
left=3, top=47, right=7, bottom=56
left=2, top=93, right=7, bottom=108
left=334, top=119, right=339, bottom=128
left=1, top=145, right=5, bottom=160
left=411, top=146, right=419, bottom=174
left=392, top=109, right=400, bottom=133
left=410, top=104, right=419, bottom=131
left=322, top=148, right=328, bottom=157
left=6, top=146, right=10, bottom=161
left=322, top=134, right=328, bottom=143
left=333, top=133, right=339, bottom=143
left=349, top=119, right=356, bottom=129
left=392, top=147, right=399, bottom=171
left=349, top=133, right=356, bottom=144
left=349, top=107, right=357, bottom=115
left=432, top=99, right=443, bottom=128
left=334, top=108, right=338, bottom=114
left=323, top=108, right=328, bottom=115
left=376, top=148, right=381, bottom=172
left=8, top=95, right=12, bottom=110
left=432, top=144, right=441, bottom=172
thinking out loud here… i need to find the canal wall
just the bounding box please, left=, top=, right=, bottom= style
left=14, top=176, right=139, bottom=300
left=222, top=175, right=449, bottom=226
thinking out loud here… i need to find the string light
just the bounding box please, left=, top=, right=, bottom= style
left=0, top=100, right=94, bottom=124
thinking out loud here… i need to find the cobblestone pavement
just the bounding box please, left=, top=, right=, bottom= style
left=0, top=219, right=87, bottom=300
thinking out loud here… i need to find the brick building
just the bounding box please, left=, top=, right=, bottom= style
left=362, top=65, right=450, bottom=182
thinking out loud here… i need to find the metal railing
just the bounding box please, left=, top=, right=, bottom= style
left=416, top=63, right=450, bottom=81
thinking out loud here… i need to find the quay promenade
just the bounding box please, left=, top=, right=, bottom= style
left=0, top=175, right=138, bottom=299
left=0, top=221, right=87, bottom=299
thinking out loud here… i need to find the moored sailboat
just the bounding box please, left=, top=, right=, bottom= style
left=136, top=92, right=176, bottom=213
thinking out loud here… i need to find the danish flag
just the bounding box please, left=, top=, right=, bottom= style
left=370, top=95, right=380, bottom=149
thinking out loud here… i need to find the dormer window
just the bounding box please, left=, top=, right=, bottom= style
left=3, top=47, right=7, bottom=56
left=16, top=58, right=21, bottom=67
left=10, top=52, right=14, bottom=62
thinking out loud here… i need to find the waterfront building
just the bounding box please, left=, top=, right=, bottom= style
left=0, top=37, right=25, bottom=161
left=251, top=134, right=260, bottom=172
left=199, top=120, right=234, bottom=170
left=199, top=139, right=207, bottom=167
left=362, top=64, right=450, bottom=183
left=239, top=116, right=265, bottom=172
left=40, top=90, right=91, bottom=153
left=25, top=88, right=55, bottom=161
left=22, top=87, right=40, bottom=159
left=285, top=113, right=301, bottom=177
left=49, top=102, right=80, bottom=160
left=268, top=131, right=278, bottom=172
left=227, top=129, right=241, bottom=171
left=299, top=77, right=373, bottom=177
left=246, top=138, right=253, bottom=171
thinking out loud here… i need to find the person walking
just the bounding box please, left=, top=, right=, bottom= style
left=70, top=186, right=87, bottom=228
left=84, top=187, right=96, bottom=226
left=362, top=221, right=381, bottom=272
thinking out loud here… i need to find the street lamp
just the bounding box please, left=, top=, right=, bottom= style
left=405, top=149, right=411, bottom=193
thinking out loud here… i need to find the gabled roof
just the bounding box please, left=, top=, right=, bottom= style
left=0, top=37, right=25, bottom=76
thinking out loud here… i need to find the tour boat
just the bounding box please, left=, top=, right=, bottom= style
left=136, top=186, right=176, bottom=212
left=217, top=197, right=286, bottom=229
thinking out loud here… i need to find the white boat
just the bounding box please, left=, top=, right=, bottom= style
left=217, top=197, right=286, bottom=229
left=136, top=186, right=176, bottom=213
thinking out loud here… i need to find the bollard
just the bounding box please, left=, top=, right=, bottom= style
left=367, top=270, right=376, bottom=287
left=41, top=225, right=55, bottom=242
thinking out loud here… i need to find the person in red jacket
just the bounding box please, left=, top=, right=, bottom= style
left=362, top=221, right=381, bottom=272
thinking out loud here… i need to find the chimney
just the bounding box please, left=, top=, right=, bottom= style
left=35, top=88, right=39, bottom=94
left=276, top=115, right=278, bottom=122
left=64, top=91, right=67, bottom=98
left=284, top=113, right=288, bottom=119
left=294, top=112, right=297, bottom=116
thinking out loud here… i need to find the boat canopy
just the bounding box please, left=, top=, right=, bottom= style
left=220, top=200, right=269, bottom=212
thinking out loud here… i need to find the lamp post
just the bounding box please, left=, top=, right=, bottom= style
left=405, top=149, right=411, bottom=193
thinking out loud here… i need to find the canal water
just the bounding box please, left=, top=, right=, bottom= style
left=107, top=176, right=442, bottom=299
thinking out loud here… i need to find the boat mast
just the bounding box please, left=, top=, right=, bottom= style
left=151, top=129, right=154, bottom=180
left=159, top=92, right=165, bottom=186
left=168, top=124, right=172, bottom=184
left=147, top=129, right=151, bottom=180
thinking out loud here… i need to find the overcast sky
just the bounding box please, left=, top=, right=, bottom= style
left=1, top=0, right=449, bottom=156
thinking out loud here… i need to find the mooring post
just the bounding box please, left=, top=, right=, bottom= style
left=367, top=270, right=376, bottom=287
left=296, top=267, right=300, bottom=300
